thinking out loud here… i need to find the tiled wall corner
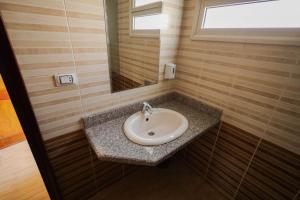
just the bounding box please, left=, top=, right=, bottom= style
left=175, top=0, right=300, bottom=198
left=183, top=122, right=300, bottom=200
left=206, top=123, right=260, bottom=198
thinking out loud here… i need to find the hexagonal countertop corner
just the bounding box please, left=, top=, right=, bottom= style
left=83, top=92, right=222, bottom=166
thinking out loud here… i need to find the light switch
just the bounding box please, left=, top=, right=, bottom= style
left=54, top=73, right=78, bottom=87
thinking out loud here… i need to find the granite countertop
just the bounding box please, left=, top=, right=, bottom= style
left=83, top=93, right=222, bottom=166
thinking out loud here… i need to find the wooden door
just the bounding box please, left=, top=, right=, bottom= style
left=0, top=75, right=25, bottom=149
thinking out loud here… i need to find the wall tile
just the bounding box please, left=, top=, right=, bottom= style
left=206, top=123, right=260, bottom=197
left=175, top=0, right=300, bottom=155
left=91, top=153, right=123, bottom=190
left=44, top=131, right=97, bottom=200
left=236, top=140, right=300, bottom=200
left=184, top=124, right=219, bottom=176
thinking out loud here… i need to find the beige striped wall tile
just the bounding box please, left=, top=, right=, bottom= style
left=119, top=81, right=174, bottom=106
left=64, top=0, right=111, bottom=115
left=82, top=93, right=120, bottom=117
left=0, top=0, right=85, bottom=140
left=159, top=0, right=183, bottom=81
left=65, top=0, right=103, bottom=15
left=0, top=0, right=171, bottom=141
left=0, top=0, right=65, bottom=10
left=175, top=0, right=300, bottom=155
left=264, top=74, right=300, bottom=154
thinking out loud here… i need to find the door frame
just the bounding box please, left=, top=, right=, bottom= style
left=0, top=17, right=62, bottom=200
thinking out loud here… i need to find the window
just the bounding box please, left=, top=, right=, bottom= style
left=133, top=14, right=162, bottom=30
left=130, top=0, right=162, bottom=37
left=134, top=0, right=161, bottom=7
left=192, top=0, right=300, bottom=45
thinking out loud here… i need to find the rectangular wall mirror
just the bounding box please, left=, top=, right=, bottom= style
left=105, top=0, right=161, bottom=93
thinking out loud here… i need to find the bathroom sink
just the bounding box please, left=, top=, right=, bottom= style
left=123, top=108, right=188, bottom=145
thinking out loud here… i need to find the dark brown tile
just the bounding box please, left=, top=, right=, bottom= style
left=175, top=148, right=187, bottom=161
left=295, top=191, right=300, bottom=200
left=184, top=124, right=219, bottom=176
left=111, top=72, right=142, bottom=92
left=236, top=140, right=300, bottom=200
left=207, top=122, right=260, bottom=198
left=45, top=130, right=125, bottom=200
left=123, top=164, right=139, bottom=176
left=45, top=131, right=98, bottom=199
left=92, top=153, right=123, bottom=190
left=89, top=158, right=227, bottom=200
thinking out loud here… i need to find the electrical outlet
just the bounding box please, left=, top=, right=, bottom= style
left=54, top=73, right=78, bottom=87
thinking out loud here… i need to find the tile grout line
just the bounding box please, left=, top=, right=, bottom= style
left=88, top=146, right=98, bottom=187
left=203, top=46, right=238, bottom=179
left=263, top=72, right=290, bottom=137
left=233, top=138, right=262, bottom=199
left=204, top=121, right=222, bottom=178
left=62, top=0, right=86, bottom=117
left=292, top=190, right=300, bottom=200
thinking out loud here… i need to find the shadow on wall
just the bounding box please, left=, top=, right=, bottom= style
left=0, top=75, right=25, bottom=149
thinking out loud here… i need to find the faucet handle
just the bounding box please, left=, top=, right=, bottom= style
left=142, top=102, right=152, bottom=114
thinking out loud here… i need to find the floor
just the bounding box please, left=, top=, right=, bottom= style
left=0, top=141, right=50, bottom=200
left=90, top=158, right=226, bottom=200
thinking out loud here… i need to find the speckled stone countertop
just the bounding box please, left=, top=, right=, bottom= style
left=83, top=92, right=222, bottom=166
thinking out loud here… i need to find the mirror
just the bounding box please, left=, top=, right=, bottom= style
left=105, top=0, right=160, bottom=93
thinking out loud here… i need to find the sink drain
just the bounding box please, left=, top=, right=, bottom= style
left=148, top=131, right=155, bottom=136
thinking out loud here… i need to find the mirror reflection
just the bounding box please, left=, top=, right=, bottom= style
left=105, top=0, right=160, bottom=93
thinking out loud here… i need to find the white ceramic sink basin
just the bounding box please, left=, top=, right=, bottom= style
left=123, top=108, right=188, bottom=145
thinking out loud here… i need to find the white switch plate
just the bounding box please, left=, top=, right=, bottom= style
left=54, top=73, right=78, bottom=87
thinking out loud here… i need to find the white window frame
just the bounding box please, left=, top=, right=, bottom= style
left=191, top=0, right=300, bottom=46
left=129, top=0, right=162, bottom=37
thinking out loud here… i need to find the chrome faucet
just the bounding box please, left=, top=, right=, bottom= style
left=142, top=102, right=153, bottom=116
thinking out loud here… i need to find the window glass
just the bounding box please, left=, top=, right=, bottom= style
left=203, top=0, right=300, bottom=29
left=134, top=0, right=161, bottom=7
left=133, top=14, right=162, bottom=30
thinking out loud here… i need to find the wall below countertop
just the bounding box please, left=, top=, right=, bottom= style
left=180, top=122, right=300, bottom=200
